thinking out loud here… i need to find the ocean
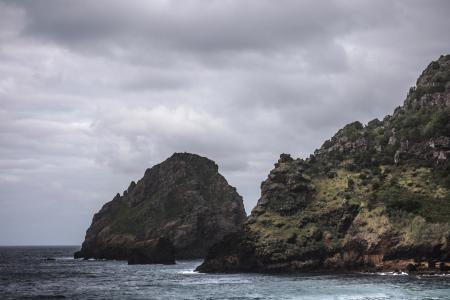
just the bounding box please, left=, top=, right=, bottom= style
left=0, top=246, right=449, bottom=299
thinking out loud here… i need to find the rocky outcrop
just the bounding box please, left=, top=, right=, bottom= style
left=197, top=55, right=450, bottom=274
left=251, top=154, right=316, bottom=217
left=195, top=231, right=257, bottom=273
left=128, top=238, right=175, bottom=265
left=75, top=153, right=246, bottom=260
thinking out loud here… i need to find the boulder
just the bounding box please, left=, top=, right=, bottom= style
left=128, top=238, right=175, bottom=265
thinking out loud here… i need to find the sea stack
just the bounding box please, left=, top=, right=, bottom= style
left=197, top=55, right=450, bottom=273
left=75, top=153, right=246, bottom=262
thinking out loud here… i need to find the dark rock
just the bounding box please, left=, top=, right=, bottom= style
left=75, top=152, right=246, bottom=260
left=195, top=231, right=257, bottom=273
left=279, top=153, right=293, bottom=163
left=439, top=262, right=449, bottom=271
left=127, top=238, right=175, bottom=265
left=406, top=263, right=417, bottom=272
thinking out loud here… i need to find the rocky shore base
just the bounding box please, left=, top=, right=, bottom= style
left=74, top=237, right=176, bottom=265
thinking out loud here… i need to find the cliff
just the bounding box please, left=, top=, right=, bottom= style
left=197, top=55, right=450, bottom=273
left=75, top=153, right=246, bottom=260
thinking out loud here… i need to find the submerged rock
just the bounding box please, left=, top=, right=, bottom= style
left=198, top=55, right=450, bottom=274
left=75, top=153, right=246, bottom=260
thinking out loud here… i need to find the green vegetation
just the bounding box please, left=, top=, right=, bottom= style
left=409, top=84, right=446, bottom=100
left=389, top=108, right=450, bottom=140
left=341, top=121, right=364, bottom=142
left=423, top=109, right=450, bottom=138
left=376, top=185, right=423, bottom=214
left=356, top=165, right=449, bottom=223
left=310, top=156, right=450, bottom=225
left=108, top=200, right=163, bottom=235
left=434, top=161, right=450, bottom=188
left=249, top=211, right=300, bottom=241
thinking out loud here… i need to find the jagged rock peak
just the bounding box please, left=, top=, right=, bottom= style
left=404, top=54, right=450, bottom=111
left=250, top=153, right=314, bottom=218
left=315, top=55, right=450, bottom=166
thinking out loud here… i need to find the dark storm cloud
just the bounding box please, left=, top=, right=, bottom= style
left=19, top=0, right=345, bottom=50
left=0, top=0, right=449, bottom=245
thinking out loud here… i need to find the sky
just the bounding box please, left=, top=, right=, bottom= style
left=0, top=0, right=449, bottom=245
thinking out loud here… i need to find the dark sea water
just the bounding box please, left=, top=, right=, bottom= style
left=1, top=246, right=449, bottom=299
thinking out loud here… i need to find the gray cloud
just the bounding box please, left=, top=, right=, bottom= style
left=0, top=0, right=449, bottom=245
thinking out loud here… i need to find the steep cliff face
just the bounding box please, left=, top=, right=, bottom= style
left=197, top=55, right=450, bottom=273
left=75, top=153, right=246, bottom=260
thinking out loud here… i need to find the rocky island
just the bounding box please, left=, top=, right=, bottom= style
left=75, top=153, right=246, bottom=263
left=197, top=55, right=450, bottom=273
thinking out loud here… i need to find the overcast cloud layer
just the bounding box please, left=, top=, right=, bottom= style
left=0, top=0, right=449, bottom=245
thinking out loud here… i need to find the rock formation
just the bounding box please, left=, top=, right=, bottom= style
left=197, top=55, right=450, bottom=273
left=75, top=153, right=246, bottom=261
left=128, top=238, right=175, bottom=265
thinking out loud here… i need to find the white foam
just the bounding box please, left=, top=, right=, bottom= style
left=178, top=269, right=203, bottom=275
left=376, top=271, right=408, bottom=276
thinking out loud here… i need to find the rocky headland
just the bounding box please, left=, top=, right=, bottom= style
left=75, top=153, right=246, bottom=262
left=197, top=55, right=450, bottom=274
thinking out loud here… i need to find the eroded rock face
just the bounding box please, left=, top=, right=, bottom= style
left=197, top=55, right=450, bottom=274
left=75, top=153, right=246, bottom=260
